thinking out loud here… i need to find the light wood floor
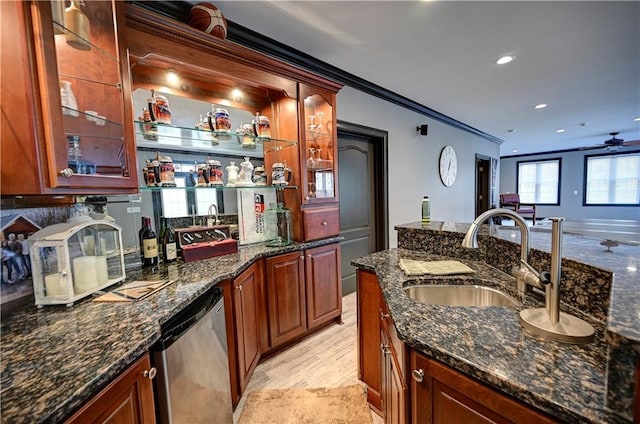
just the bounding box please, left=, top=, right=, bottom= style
left=233, top=291, right=383, bottom=423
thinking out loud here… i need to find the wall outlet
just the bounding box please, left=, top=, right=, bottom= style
left=127, top=206, right=141, bottom=214
left=573, top=190, right=578, bottom=195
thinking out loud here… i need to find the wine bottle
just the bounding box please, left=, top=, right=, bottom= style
left=138, top=216, right=146, bottom=260
left=141, top=217, right=159, bottom=267
left=161, top=218, right=178, bottom=263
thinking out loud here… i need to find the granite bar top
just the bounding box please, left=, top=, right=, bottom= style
left=352, top=248, right=628, bottom=423
left=0, top=237, right=340, bottom=424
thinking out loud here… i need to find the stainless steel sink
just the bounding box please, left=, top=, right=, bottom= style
left=404, top=285, right=519, bottom=308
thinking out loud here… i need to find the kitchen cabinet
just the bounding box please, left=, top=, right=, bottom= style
left=1, top=1, right=139, bottom=196
left=231, top=262, right=263, bottom=400
left=125, top=3, right=342, bottom=242
left=264, top=243, right=342, bottom=351
left=265, top=251, right=308, bottom=349
left=410, top=351, right=557, bottom=424
left=64, top=353, right=156, bottom=424
left=357, top=269, right=383, bottom=414
left=304, top=243, right=342, bottom=329
left=381, top=296, right=408, bottom=424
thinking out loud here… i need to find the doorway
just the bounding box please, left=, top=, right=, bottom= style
left=337, top=121, right=388, bottom=295
left=475, top=154, right=492, bottom=218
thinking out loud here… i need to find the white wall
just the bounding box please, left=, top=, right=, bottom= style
left=500, top=148, right=640, bottom=220
left=336, top=87, right=500, bottom=247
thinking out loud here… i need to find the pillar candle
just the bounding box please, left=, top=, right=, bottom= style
left=73, top=256, right=98, bottom=293
left=44, top=273, right=64, bottom=296
left=95, top=256, right=108, bottom=285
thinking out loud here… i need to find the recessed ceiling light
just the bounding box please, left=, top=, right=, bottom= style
left=512, top=149, right=519, bottom=153
left=166, top=68, right=179, bottom=85
left=534, top=104, right=548, bottom=109
left=634, top=117, right=640, bottom=122
left=556, top=129, right=566, bottom=133
left=496, top=55, right=515, bottom=65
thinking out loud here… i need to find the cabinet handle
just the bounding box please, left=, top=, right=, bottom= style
left=143, top=367, right=157, bottom=380
left=307, top=254, right=312, bottom=259
left=304, top=196, right=310, bottom=201
left=412, top=369, right=425, bottom=383
left=381, top=343, right=390, bottom=355
left=321, top=221, right=328, bottom=226
left=380, top=311, right=390, bottom=321
left=300, top=255, right=305, bottom=260
left=59, top=168, right=74, bottom=177
left=237, top=285, right=243, bottom=291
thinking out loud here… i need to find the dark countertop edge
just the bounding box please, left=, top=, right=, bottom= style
left=351, top=250, right=628, bottom=424
left=394, top=222, right=640, bottom=346
left=3, top=237, right=341, bottom=424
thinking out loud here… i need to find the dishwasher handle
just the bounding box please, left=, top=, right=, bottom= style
left=154, top=286, right=223, bottom=350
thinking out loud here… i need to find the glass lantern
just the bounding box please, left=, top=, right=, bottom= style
left=29, top=219, right=125, bottom=307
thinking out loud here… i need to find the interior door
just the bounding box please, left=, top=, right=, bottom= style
left=338, top=132, right=376, bottom=295
left=475, top=156, right=491, bottom=218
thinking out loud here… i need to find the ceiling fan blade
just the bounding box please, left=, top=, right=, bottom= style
left=623, top=139, right=640, bottom=146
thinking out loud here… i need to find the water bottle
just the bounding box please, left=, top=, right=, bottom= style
left=421, top=196, right=431, bottom=224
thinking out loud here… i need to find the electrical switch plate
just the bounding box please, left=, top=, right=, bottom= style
left=127, top=206, right=141, bottom=214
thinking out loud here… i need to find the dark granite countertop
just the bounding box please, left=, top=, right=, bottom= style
left=0, top=237, right=340, bottom=424
left=352, top=248, right=628, bottom=423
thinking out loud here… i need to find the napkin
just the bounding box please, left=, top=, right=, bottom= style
left=399, top=259, right=475, bottom=276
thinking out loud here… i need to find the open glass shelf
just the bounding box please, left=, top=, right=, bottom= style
left=134, top=121, right=297, bottom=157
left=139, top=185, right=298, bottom=191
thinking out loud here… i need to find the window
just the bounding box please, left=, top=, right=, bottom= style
left=584, top=152, right=640, bottom=206
left=516, top=159, right=561, bottom=204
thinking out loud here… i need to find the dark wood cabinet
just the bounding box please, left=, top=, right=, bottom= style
left=357, top=269, right=383, bottom=414
left=305, top=243, right=342, bottom=329
left=1, top=1, right=139, bottom=196
left=411, top=347, right=558, bottom=424
left=64, top=353, right=156, bottom=424
left=382, top=328, right=407, bottom=424
left=265, top=251, right=308, bottom=349
left=232, top=263, right=262, bottom=397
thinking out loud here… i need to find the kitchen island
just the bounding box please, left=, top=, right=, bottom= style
left=0, top=237, right=340, bottom=424
left=352, top=221, right=638, bottom=423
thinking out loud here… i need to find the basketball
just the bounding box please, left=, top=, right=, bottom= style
left=188, top=3, right=227, bottom=39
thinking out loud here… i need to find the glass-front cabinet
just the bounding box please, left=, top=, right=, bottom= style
left=1, top=1, right=138, bottom=195
left=300, top=84, right=338, bottom=205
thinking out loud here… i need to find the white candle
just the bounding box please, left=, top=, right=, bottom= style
left=95, top=256, right=108, bottom=285
left=83, top=235, right=95, bottom=255
left=44, top=273, right=64, bottom=296
left=73, top=256, right=98, bottom=293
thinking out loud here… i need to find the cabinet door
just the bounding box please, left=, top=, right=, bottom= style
left=356, top=269, right=383, bottom=414
left=65, top=353, right=156, bottom=424
left=233, top=264, right=262, bottom=395
left=381, top=329, right=407, bottom=424
left=410, top=350, right=558, bottom=424
left=305, top=243, right=342, bottom=329
left=8, top=1, right=138, bottom=195
left=299, top=84, right=338, bottom=205
left=265, top=251, right=307, bottom=348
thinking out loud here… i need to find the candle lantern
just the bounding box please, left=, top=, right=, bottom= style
left=28, top=219, right=125, bottom=307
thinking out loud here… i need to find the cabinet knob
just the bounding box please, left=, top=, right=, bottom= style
left=300, top=255, right=305, bottom=260
left=380, top=343, right=390, bottom=355
left=143, top=367, right=157, bottom=380
left=237, top=285, right=243, bottom=291
left=321, top=221, right=328, bottom=226
left=412, top=369, right=425, bottom=383
left=307, top=254, right=312, bottom=259
left=380, top=311, right=390, bottom=321
left=305, top=196, right=310, bottom=201
left=59, top=168, right=74, bottom=177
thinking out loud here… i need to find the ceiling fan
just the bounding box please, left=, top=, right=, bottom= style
left=600, top=132, right=640, bottom=151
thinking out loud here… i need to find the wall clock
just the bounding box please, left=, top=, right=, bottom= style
left=439, top=145, right=457, bottom=187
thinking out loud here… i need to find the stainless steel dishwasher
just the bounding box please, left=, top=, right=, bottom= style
left=151, top=286, right=232, bottom=423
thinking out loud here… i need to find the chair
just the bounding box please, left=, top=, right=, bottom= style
left=499, top=193, right=537, bottom=225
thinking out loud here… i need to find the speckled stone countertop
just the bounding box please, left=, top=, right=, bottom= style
left=0, top=237, right=340, bottom=424
left=352, top=248, right=626, bottom=423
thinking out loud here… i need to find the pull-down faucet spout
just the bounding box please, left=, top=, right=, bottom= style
left=462, top=209, right=594, bottom=344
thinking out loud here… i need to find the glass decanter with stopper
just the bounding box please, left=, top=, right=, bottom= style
left=265, top=202, right=293, bottom=247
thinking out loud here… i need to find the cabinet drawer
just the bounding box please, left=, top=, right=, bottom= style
left=303, top=207, right=339, bottom=240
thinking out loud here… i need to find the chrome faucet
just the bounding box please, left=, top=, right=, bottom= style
left=207, top=204, right=220, bottom=226
left=462, top=208, right=541, bottom=295
left=462, top=209, right=594, bottom=343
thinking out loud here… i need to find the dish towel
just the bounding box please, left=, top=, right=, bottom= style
left=399, top=259, right=476, bottom=276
